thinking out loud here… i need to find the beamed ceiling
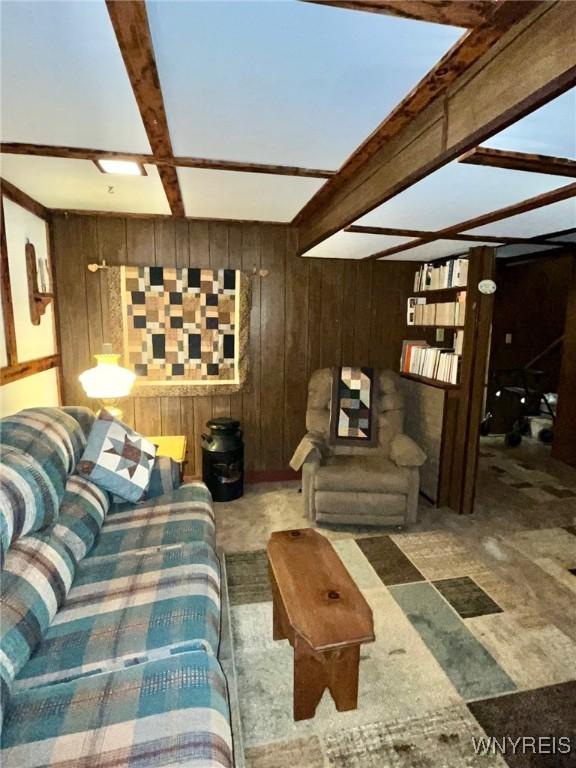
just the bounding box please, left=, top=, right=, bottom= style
left=0, top=0, right=575, bottom=261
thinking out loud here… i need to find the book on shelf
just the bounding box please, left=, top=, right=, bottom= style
left=414, top=257, right=468, bottom=292
left=406, top=297, right=426, bottom=325
left=401, top=341, right=461, bottom=385
left=411, top=291, right=466, bottom=326
left=400, top=340, right=428, bottom=373
left=454, top=329, right=464, bottom=356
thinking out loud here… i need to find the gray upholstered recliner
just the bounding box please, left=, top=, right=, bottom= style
left=301, top=368, right=426, bottom=527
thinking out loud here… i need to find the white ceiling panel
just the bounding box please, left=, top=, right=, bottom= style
left=148, top=0, right=462, bottom=167
left=355, top=161, right=572, bottom=233
left=465, top=198, right=576, bottom=239
left=178, top=168, right=324, bottom=221
left=484, top=89, right=576, bottom=157
left=302, top=230, right=412, bottom=260
left=0, top=0, right=151, bottom=152
left=0, top=155, right=170, bottom=214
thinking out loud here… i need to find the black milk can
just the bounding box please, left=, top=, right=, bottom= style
left=201, top=417, right=244, bottom=501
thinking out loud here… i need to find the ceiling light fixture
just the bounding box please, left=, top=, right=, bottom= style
left=95, top=159, right=146, bottom=176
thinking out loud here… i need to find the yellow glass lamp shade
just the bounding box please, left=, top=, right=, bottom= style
left=79, top=346, right=136, bottom=418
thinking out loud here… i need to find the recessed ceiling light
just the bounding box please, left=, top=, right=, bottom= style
left=95, top=159, right=146, bottom=176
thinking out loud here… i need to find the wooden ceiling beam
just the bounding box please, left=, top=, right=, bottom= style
left=295, top=1, right=576, bottom=254
left=172, top=156, right=335, bottom=178
left=302, top=1, right=496, bottom=28
left=1, top=177, right=49, bottom=221
left=0, top=143, right=153, bottom=165
left=0, top=142, right=335, bottom=179
left=459, top=146, right=576, bottom=177
left=363, top=181, right=576, bottom=259
left=345, top=224, right=574, bottom=246
left=105, top=0, right=185, bottom=217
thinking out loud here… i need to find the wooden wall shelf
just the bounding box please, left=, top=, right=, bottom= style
left=412, top=324, right=464, bottom=329
left=26, top=241, right=53, bottom=325
left=413, top=286, right=466, bottom=296
left=400, top=372, right=460, bottom=390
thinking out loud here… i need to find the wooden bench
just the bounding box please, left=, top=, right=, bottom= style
left=267, top=528, right=375, bottom=721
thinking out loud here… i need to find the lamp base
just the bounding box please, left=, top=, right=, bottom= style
left=97, top=400, right=123, bottom=420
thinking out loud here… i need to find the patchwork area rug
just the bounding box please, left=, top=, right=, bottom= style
left=225, top=529, right=576, bottom=767
left=479, top=448, right=576, bottom=504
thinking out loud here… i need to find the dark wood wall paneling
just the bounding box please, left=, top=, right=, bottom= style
left=52, top=214, right=420, bottom=475
left=487, top=251, right=574, bottom=433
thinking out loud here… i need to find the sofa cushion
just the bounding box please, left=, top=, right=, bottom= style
left=0, top=447, right=61, bottom=560
left=0, top=407, right=87, bottom=495
left=0, top=408, right=88, bottom=558
left=14, top=542, right=221, bottom=691
left=0, top=533, right=76, bottom=711
left=88, top=483, right=216, bottom=557
left=77, top=410, right=156, bottom=503
left=2, top=652, right=233, bottom=768
left=314, top=455, right=411, bottom=494
left=51, top=475, right=110, bottom=562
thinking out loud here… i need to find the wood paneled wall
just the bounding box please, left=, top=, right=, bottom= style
left=52, top=214, right=419, bottom=475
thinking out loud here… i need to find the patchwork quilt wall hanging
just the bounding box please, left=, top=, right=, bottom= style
left=108, top=266, right=250, bottom=396
left=330, top=366, right=378, bottom=446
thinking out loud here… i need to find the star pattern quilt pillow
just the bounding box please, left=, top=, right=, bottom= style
left=77, top=410, right=156, bottom=502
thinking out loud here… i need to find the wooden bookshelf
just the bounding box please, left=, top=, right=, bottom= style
left=400, top=247, right=495, bottom=515
left=400, top=372, right=460, bottom=390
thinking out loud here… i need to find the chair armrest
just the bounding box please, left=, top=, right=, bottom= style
left=289, top=432, right=327, bottom=471
left=390, top=434, right=426, bottom=468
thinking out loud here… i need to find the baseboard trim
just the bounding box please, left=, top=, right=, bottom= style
left=184, top=469, right=301, bottom=485
left=245, top=469, right=301, bottom=483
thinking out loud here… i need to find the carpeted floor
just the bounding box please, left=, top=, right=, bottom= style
left=217, top=440, right=576, bottom=767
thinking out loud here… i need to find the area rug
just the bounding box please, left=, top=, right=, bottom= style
left=224, top=531, right=576, bottom=767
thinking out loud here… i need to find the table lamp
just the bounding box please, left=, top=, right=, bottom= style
left=79, top=343, right=136, bottom=419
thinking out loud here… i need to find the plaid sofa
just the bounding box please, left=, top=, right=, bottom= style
left=0, top=407, right=233, bottom=768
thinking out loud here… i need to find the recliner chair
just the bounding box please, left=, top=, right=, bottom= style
left=301, top=368, right=426, bottom=527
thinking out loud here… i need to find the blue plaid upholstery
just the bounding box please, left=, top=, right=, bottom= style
left=60, top=406, right=95, bottom=439
left=0, top=408, right=87, bottom=558
left=51, top=474, right=110, bottom=562
left=15, top=542, right=221, bottom=690
left=1, top=406, right=230, bottom=763
left=1, top=533, right=76, bottom=710
left=90, top=483, right=216, bottom=557
left=3, top=652, right=233, bottom=767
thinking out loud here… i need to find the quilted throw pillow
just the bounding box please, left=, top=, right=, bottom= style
left=77, top=410, right=156, bottom=502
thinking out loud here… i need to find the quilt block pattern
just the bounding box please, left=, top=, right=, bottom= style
left=330, top=366, right=377, bottom=445
left=121, top=266, right=239, bottom=383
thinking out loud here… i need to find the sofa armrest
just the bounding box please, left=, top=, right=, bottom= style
left=390, top=434, right=426, bottom=468
left=144, top=455, right=182, bottom=499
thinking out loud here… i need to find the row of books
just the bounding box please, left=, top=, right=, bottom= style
left=401, top=340, right=461, bottom=385
left=410, top=292, right=466, bottom=326
left=413, top=258, right=468, bottom=292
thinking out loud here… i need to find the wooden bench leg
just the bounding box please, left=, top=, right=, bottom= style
left=293, top=635, right=327, bottom=720
left=327, top=645, right=359, bottom=712
left=269, top=564, right=290, bottom=642
left=293, top=638, right=360, bottom=720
